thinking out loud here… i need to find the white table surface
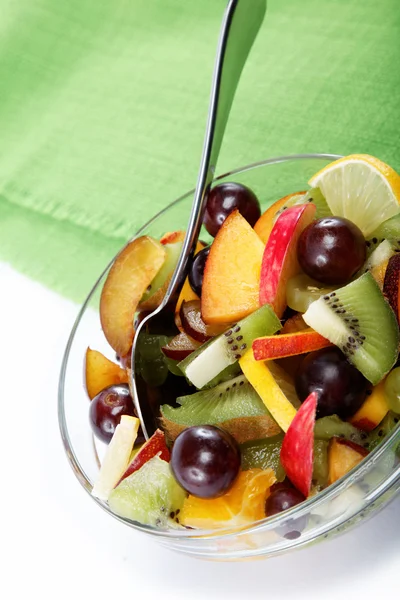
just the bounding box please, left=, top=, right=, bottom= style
left=2, top=262, right=398, bottom=600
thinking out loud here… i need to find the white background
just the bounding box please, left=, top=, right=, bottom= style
left=2, top=263, right=399, bottom=600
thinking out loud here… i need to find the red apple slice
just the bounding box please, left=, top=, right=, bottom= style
left=259, top=203, right=316, bottom=318
left=161, top=332, right=201, bottom=360
left=280, top=391, right=318, bottom=497
left=254, top=192, right=307, bottom=244
left=117, top=429, right=170, bottom=486
left=383, top=253, right=400, bottom=324
left=252, top=329, right=332, bottom=361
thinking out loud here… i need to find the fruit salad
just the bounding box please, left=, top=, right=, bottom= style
left=86, top=154, right=400, bottom=531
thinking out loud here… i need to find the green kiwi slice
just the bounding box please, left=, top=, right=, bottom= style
left=178, top=304, right=281, bottom=389
left=108, top=456, right=186, bottom=527
left=273, top=187, right=332, bottom=224
left=160, top=373, right=281, bottom=444
left=365, top=412, right=400, bottom=451
left=314, top=415, right=363, bottom=444
left=240, top=435, right=285, bottom=478
left=365, top=213, right=400, bottom=257
left=303, top=272, right=399, bottom=385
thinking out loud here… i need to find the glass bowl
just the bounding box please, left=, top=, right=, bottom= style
left=58, top=154, right=400, bottom=561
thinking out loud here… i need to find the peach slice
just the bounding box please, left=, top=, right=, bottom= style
left=100, top=236, right=166, bottom=357
left=85, top=348, right=129, bottom=400
left=252, top=329, right=332, bottom=361
left=254, top=192, right=306, bottom=243
left=280, top=391, right=318, bottom=497
left=349, top=380, right=389, bottom=432
left=259, top=203, right=316, bottom=318
left=201, top=210, right=264, bottom=324
left=383, top=254, right=400, bottom=324
left=328, top=437, right=369, bottom=485
left=239, top=350, right=297, bottom=432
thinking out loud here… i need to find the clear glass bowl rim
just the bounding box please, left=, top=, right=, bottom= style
left=58, top=152, right=400, bottom=542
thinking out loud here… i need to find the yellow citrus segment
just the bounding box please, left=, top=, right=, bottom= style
left=308, top=154, right=400, bottom=237
left=239, top=350, right=297, bottom=432
left=179, top=468, right=276, bottom=529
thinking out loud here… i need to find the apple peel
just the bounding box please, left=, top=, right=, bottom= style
left=252, top=329, right=332, bottom=361
left=280, top=391, right=318, bottom=497
left=117, top=429, right=170, bottom=486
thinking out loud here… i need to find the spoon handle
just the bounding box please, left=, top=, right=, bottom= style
left=163, top=0, right=267, bottom=305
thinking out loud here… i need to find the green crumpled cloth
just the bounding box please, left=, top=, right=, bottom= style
left=0, top=0, right=399, bottom=301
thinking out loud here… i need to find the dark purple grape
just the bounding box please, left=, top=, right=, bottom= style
left=188, top=246, right=210, bottom=297
left=89, top=383, right=135, bottom=443
left=170, top=425, right=241, bottom=498
left=295, top=347, right=369, bottom=419
left=297, top=217, right=366, bottom=285
left=204, top=182, right=261, bottom=237
left=266, top=487, right=305, bottom=517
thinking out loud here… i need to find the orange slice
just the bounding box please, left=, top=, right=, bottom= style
left=179, top=468, right=276, bottom=529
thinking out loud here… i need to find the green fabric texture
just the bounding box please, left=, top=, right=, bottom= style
left=0, top=0, right=399, bottom=301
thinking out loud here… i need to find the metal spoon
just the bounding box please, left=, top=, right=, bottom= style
left=130, top=0, right=267, bottom=440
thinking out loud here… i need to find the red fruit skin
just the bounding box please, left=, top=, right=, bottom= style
left=259, top=204, right=316, bottom=318
left=252, top=330, right=332, bottom=361
left=383, top=254, right=400, bottom=324
left=116, top=429, right=170, bottom=486
left=280, top=391, right=318, bottom=498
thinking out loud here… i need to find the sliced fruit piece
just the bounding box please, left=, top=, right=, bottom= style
left=252, top=329, right=331, bottom=361
left=366, top=411, right=400, bottom=451
left=273, top=188, right=332, bottom=225
left=371, top=258, right=390, bottom=291
left=179, top=468, right=276, bottom=529
left=160, top=230, right=185, bottom=245
left=303, top=272, right=399, bottom=385
left=280, top=391, right=318, bottom=497
left=383, top=254, right=400, bottom=324
left=179, top=304, right=280, bottom=389
left=180, top=300, right=226, bottom=343
left=175, top=240, right=206, bottom=324
left=384, top=367, right=400, bottom=414
left=161, top=332, right=201, bottom=360
left=160, top=373, right=281, bottom=444
left=259, top=203, right=316, bottom=318
left=281, top=313, right=308, bottom=334
left=286, top=273, right=337, bottom=314
left=308, top=154, right=400, bottom=237
left=240, top=434, right=284, bottom=477
left=100, top=236, right=166, bottom=357
left=239, top=350, right=297, bottom=432
left=314, top=415, right=363, bottom=445
left=349, top=380, right=390, bottom=431
left=201, top=210, right=264, bottom=324
left=267, top=360, right=301, bottom=409
left=85, top=348, right=128, bottom=400
left=91, top=415, right=140, bottom=501
left=254, top=191, right=306, bottom=243
left=328, top=437, right=369, bottom=485
left=117, top=429, right=170, bottom=486
left=366, top=213, right=400, bottom=255
left=108, top=455, right=186, bottom=527
left=363, top=239, right=394, bottom=273
left=139, top=240, right=183, bottom=311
